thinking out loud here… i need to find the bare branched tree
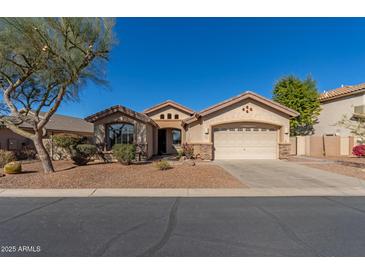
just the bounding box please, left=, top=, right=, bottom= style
left=0, top=18, right=114, bottom=173
left=337, top=114, right=365, bottom=144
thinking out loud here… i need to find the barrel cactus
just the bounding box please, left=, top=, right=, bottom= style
left=4, top=161, right=22, bottom=174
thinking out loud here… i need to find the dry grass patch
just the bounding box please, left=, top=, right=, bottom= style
left=0, top=160, right=244, bottom=189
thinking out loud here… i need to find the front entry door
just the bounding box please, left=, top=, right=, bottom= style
left=158, top=129, right=167, bottom=154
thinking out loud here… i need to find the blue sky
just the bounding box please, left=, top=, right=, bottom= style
left=58, top=17, right=365, bottom=117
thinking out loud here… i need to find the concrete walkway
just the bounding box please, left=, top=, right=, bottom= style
left=1, top=186, right=365, bottom=197
left=215, top=159, right=365, bottom=188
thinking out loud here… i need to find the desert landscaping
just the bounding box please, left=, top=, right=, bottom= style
left=0, top=160, right=244, bottom=189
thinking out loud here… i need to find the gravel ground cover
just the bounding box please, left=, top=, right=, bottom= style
left=302, top=163, right=365, bottom=181
left=0, top=160, right=244, bottom=189
left=288, top=156, right=365, bottom=181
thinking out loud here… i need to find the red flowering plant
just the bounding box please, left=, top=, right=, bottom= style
left=182, top=143, right=195, bottom=159
left=352, top=145, right=365, bottom=157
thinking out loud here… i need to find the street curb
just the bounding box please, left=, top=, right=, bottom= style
left=1, top=187, right=365, bottom=197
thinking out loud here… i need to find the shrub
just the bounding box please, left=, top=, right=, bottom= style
left=182, top=143, right=194, bottom=159
left=176, top=148, right=184, bottom=159
left=4, top=161, right=22, bottom=174
left=70, top=144, right=97, bottom=166
left=0, top=150, right=16, bottom=167
left=112, top=144, right=136, bottom=165
left=52, top=134, right=83, bottom=152
left=353, top=145, right=365, bottom=157
left=15, top=146, right=37, bottom=160
left=155, top=160, right=172, bottom=170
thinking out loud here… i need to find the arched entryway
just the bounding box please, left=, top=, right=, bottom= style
left=213, top=122, right=280, bottom=159
left=158, top=128, right=181, bottom=154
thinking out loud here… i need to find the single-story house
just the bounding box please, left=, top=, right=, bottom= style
left=314, top=82, right=365, bottom=139
left=85, top=91, right=299, bottom=160
left=0, top=113, right=94, bottom=158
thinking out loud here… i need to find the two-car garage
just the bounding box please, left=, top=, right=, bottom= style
left=213, top=124, right=278, bottom=160
left=183, top=91, right=299, bottom=160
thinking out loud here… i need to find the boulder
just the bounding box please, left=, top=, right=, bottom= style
left=4, top=161, right=22, bottom=174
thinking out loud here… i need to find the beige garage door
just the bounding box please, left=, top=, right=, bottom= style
left=213, top=126, right=278, bottom=159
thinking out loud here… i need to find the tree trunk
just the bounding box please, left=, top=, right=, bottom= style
left=33, top=134, right=55, bottom=173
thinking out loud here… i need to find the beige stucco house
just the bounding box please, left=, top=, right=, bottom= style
left=314, top=83, right=365, bottom=138
left=85, top=91, right=299, bottom=160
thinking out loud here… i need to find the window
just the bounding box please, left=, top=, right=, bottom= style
left=160, top=114, right=165, bottom=119
left=172, top=129, right=181, bottom=145
left=7, top=139, right=17, bottom=150
left=167, top=113, right=172, bottom=119
left=107, top=123, right=134, bottom=149
left=174, top=114, right=179, bottom=119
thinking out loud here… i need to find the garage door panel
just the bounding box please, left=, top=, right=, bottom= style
left=214, top=126, right=277, bottom=160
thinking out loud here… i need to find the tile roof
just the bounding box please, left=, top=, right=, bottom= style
left=319, top=83, right=365, bottom=102
left=85, top=105, right=158, bottom=126
left=3, top=112, right=94, bottom=134
left=143, top=100, right=195, bottom=115
left=182, top=91, right=299, bottom=125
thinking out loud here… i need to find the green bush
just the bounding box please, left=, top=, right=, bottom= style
left=176, top=148, right=184, bottom=159
left=0, top=150, right=16, bottom=167
left=112, top=144, right=136, bottom=165
left=4, top=161, right=22, bottom=174
left=155, top=160, right=172, bottom=170
left=52, top=134, right=83, bottom=152
left=70, top=144, right=97, bottom=166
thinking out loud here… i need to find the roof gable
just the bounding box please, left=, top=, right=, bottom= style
left=85, top=105, right=157, bottom=126
left=143, top=100, right=194, bottom=115
left=319, top=83, right=365, bottom=102
left=183, top=91, right=299, bottom=125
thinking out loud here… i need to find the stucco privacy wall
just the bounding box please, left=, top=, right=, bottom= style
left=294, top=135, right=354, bottom=156
left=314, top=93, right=365, bottom=136
left=185, top=98, right=291, bottom=144
left=93, top=112, right=152, bottom=158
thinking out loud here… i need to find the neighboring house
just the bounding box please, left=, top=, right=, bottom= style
left=85, top=91, right=299, bottom=160
left=314, top=83, right=365, bottom=138
left=0, top=113, right=94, bottom=157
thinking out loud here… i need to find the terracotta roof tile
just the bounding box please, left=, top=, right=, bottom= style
left=320, top=83, right=365, bottom=102
left=85, top=105, right=158, bottom=126
left=143, top=100, right=194, bottom=115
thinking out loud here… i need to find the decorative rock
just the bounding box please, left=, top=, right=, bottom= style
left=4, top=161, right=22, bottom=174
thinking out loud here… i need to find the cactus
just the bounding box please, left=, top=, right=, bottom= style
left=4, top=161, right=22, bottom=174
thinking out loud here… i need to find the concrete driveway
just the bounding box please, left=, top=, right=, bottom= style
left=215, top=160, right=365, bottom=188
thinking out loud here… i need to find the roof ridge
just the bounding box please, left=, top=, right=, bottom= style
left=320, top=82, right=365, bottom=102
left=182, top=91, right=299, bottom=125
left=143, top=100, right=195, bottom=114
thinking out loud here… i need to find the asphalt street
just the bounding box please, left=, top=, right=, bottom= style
left=1, top=197, right=365, bottom=256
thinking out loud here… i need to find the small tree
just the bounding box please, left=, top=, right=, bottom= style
left=272, top=75, right=321, bottom=136
left=337, top=115, right=365, bottom=144
left=0, top=18, right=114, bottom=173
